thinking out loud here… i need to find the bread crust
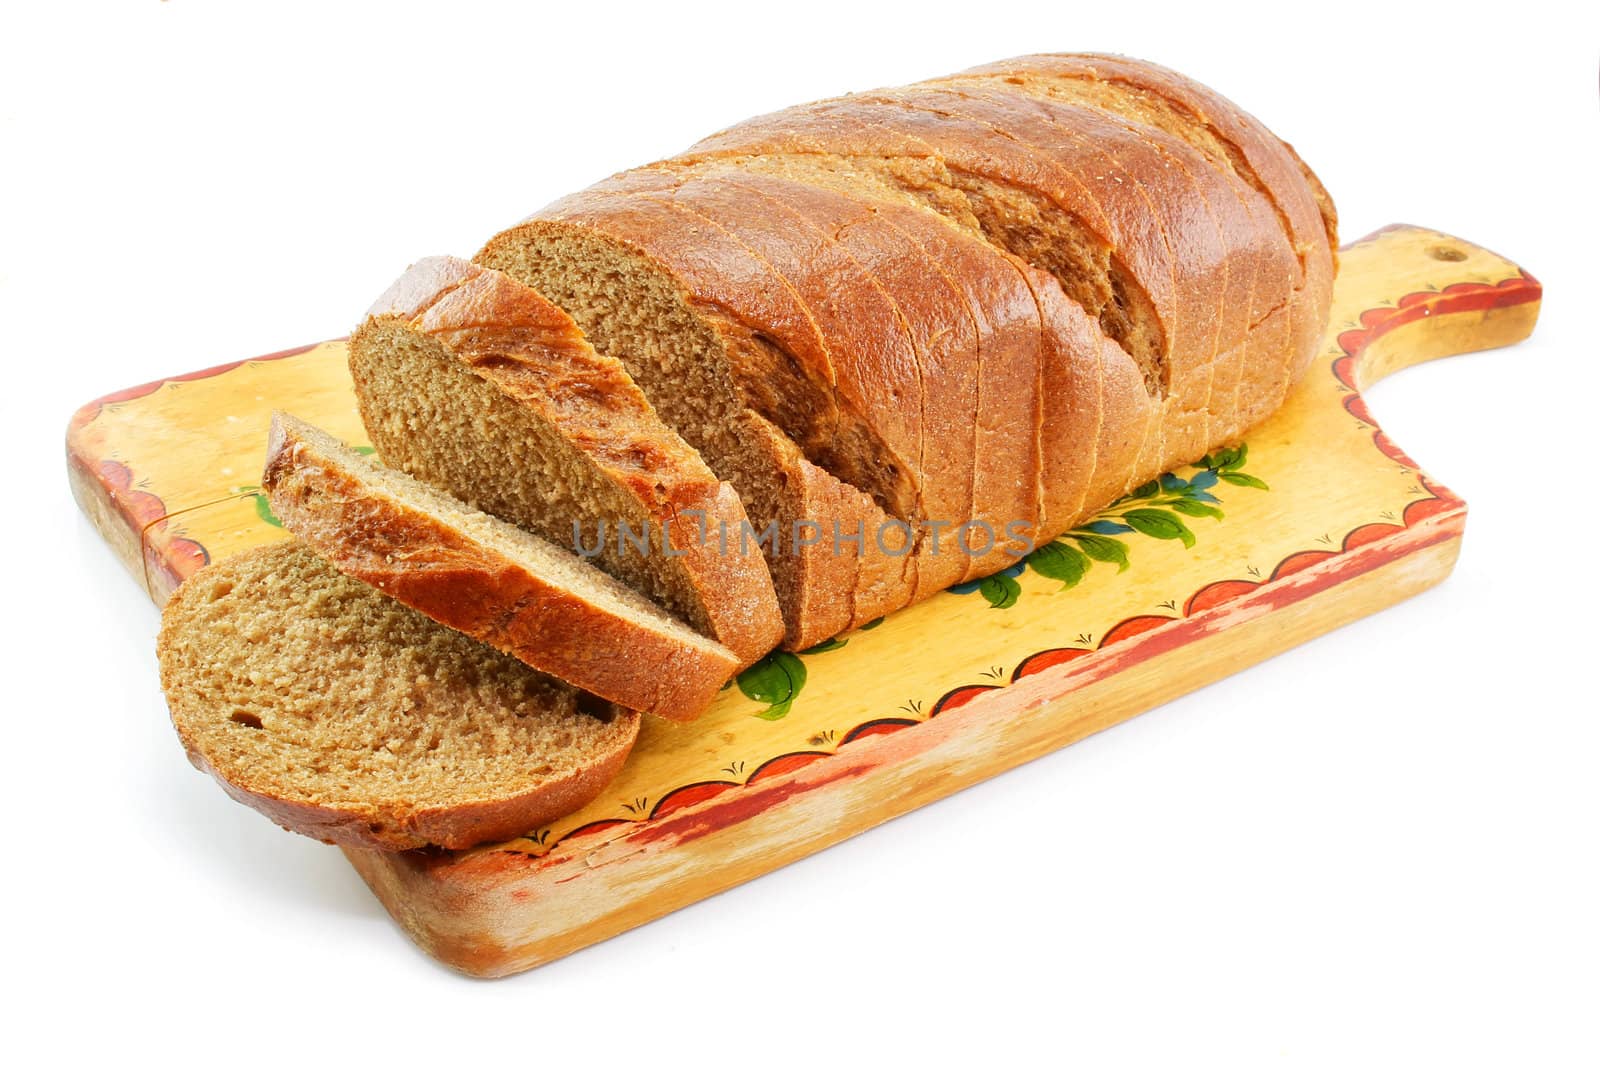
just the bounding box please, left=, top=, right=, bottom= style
left=909, top=81, right=1296, bottom=472
left=926, top=65, right=1285, bottom=455
left=957, top=54, right=1336, bottom=399
left=263, top=414, right=740, bottom=721
left=352, top=257, right=784, bottom=667
left=688, top=91, right=1197, bottom=450
left=670, top=162, right=1048, bottom=586
left=157, top=542, right=642, bottom=851
left=679, top=65, right=1327, bottom=481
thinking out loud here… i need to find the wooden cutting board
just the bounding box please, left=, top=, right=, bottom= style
left=68, top=225, right=1540, bottom=977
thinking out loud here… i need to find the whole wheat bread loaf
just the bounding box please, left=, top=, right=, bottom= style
left=348, top=257, right=784, bottom=665
left=472, top=53, right=1336, bottom=645
left=157, top=51, right=1336, bottom=855
left=263, top=412, right=739, bottom=721
left=157, top=540, right=641, bottom=850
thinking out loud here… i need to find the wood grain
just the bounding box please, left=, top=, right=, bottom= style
left=67, top=225, right=1540, bottom=976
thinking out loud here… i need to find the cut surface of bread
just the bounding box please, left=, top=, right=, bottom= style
left=348, top=257, right=783, bottom=666
left=157, top=541, right=641, bottom=851
left=263, top=412, right=740, bottom=721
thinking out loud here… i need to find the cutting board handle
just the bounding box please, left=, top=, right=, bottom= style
left=1333, top=224, right=1541, bottom=391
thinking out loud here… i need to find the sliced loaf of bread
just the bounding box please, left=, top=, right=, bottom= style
left=474, top=54, right=1334, bottom=646
left=348, top=256, right=783, bottom=666
left=157, top=540, right=641, bottom=851
left=263, top=412, right=739, bottom=721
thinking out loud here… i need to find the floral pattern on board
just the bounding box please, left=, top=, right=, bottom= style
left=735, top=447, right=1269, bottom=717
left=950, top=444, right=1268, bottom=609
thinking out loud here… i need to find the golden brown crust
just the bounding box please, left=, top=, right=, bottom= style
left=911, top=80, right=1297, bottom=472
left=679, top=59, right=1331, bottom=483
left=354, top=257, right=784, bottom=666
left=956, top=54, right=1336, bottom=400
left=960, top=54, right=1332, bottom=261
left=677, top=98, right=1198, bottom=537
left=926, top=68, right=1255, bottom=468
left=685, top=88, right=1203, bottom=463
left=263, top=414, right=740, bottom=721
left=689, top=94, right=1174, bottom=496
left=648, top=166, right=971, bottom=593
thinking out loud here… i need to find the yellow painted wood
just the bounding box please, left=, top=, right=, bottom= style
left=68, top=225, right=1540, bottom=975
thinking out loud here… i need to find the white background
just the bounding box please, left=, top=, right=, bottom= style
left=4, top=1, right=1595, bottom=1062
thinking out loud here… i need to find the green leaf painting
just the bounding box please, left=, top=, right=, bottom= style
left=1200, top=443, right=1248, bottom=471
left=1122, top=508, right=1197, bottom=547
left=949, top=444, right=1270, bottom=610
left=737, top=651, right=808, bottom=721
left=979, top=571, right=1022, bottom=609
left=1073, top=533, right=1130, bottom=571
left=1167, top=498, right=1224, bottom=521
left=1026, top=541, right=1090, bottom=590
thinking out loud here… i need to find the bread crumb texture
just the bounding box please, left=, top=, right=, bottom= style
left=157, top=540, right=639, bottom=849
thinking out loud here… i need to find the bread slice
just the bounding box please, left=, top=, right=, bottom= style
left=263, top=412, right=739, bottom=721
left=157, top=541, right=641, bottom=851
left=348, top=256, right=783, bottom=667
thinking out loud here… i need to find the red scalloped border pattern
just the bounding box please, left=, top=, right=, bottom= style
left=1331, top=272, right=1539, bottom=474
left=66, top=453, right=211, bottom=593
left=538, top=269, right=1535, bottom=856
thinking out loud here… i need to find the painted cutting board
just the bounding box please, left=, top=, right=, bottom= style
left=68, top=225, right=1540, bottom=977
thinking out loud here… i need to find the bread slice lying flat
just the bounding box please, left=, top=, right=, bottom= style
left=157, top=541, right=641, bottom=851
left=263, top=412, right=739, bottom=721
